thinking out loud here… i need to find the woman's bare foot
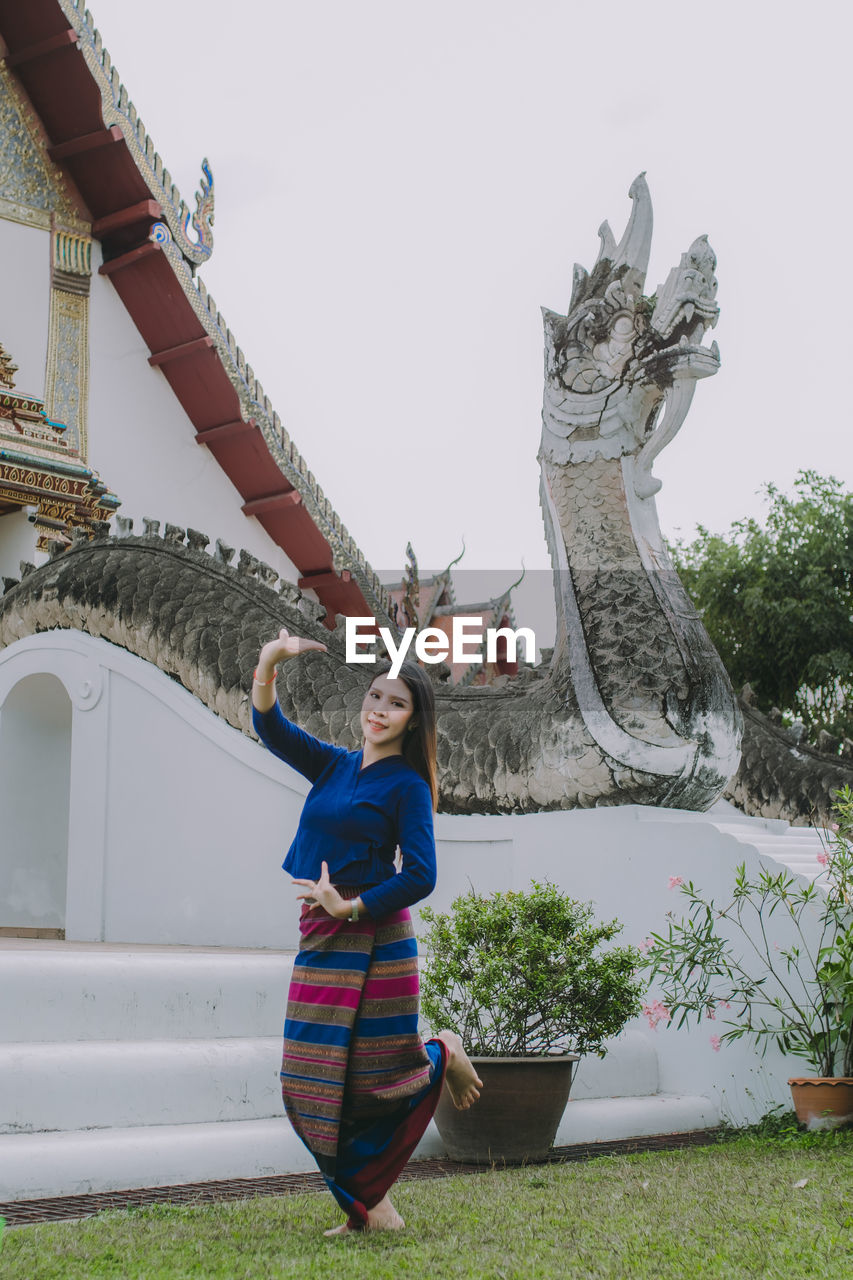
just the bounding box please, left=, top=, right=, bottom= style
left=323, top=1194, right=405, bottom=1236
left=437, top=1030, right=483, bottom=1109
left=367, top=1194, right=405, bottom=1230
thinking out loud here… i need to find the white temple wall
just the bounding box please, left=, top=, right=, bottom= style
left=86, top=242, right=300, bottom=585
left=97, top=663, right=301, bottom=949
left=0, top=217, right=50, bottom=398
left=0, top=631, right=818, bottom=1124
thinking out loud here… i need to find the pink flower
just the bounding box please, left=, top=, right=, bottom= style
left=705, top=1005, right=716, bottom=1020
left=637, top=937, right=654, bottom=954
left=830, top=823, right=839, bottom=832
left=642, top=1000, right=671, bottom=1030
left=718, top=1000, right=731, bottom=1010
left=816, top=852, right=828, bottom=867
left=710, top=1035, right=722, bottom=1052
left=668, top=876, right=684, bottom=890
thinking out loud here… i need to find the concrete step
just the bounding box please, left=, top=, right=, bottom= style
left=569, top=1029, right=657, bottom=1100
left=0, top=1094, right=719, bottom=1202
left=0, top=943, right=294, bottom=1043
left=0, top=1037, right=283, bottom=1134
left=1, top=1026, right=660, bottom=1136
left=706, top=823, right=830, bottom=883
left=711, top=822, right=825, bottom=840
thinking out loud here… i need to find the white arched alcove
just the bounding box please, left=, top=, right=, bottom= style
left=0, top=633, right=110, bottom=941
left=0, top=673, right=72, bottom=932
left=0, top=630, right=308, bottom=945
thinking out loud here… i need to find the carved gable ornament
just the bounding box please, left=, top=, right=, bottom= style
left=0, top=61, right=87, bottom=231
left=0, top=336, right=118, bottom=548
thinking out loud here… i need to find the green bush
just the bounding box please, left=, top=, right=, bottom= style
left=419, top=882, right=644, bottom=1057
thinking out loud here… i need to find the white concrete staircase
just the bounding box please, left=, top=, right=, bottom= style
left=0, top=938, right=717, bottom=1201
left=0, top=940, right=316, bottom=1200
left=709, top=821, right=830, bottom=883
left=642, top=799, right=833, bottom=884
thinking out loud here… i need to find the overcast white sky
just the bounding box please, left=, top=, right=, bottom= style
left=91, top=0, right=852, bottom=578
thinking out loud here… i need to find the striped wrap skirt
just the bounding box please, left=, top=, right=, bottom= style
left=281, top=890, right=447, bottom=1228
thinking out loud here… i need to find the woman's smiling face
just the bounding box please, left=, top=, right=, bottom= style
left=360, top=674, right=415, bottom=755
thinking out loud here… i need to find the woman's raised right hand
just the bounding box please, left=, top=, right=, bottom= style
left=258, top=627, right=328, bottom=670
left=253, top=628, right=328, bottom=710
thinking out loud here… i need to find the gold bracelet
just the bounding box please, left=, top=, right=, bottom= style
left=253, top=667, right=278, bottom=686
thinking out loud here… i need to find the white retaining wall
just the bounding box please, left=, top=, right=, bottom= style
left=0, top=630, right=832, bottom=1133
left=0, top=934, right=717, bottom=1200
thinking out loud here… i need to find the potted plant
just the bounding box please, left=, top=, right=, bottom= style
left=419, top=881, right=645, bottom=1163
left=639, top=786, right=853, bottom=1130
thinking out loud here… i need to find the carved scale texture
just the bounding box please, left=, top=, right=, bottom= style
left=1, top=535, right=850, bottom=822
left=544, top=457, right=688, bottom=745
left=725, top=705, right=853, bottom=827
left=0, top=536, right=657, bottom=814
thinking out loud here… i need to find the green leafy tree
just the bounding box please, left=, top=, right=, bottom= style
left=669, top=471, right=853, bottom=744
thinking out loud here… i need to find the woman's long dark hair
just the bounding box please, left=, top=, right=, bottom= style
left=370, top=661, right=438, bottom=810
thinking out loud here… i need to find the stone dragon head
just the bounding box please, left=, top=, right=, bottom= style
left=539, top=174, right=720, bottom=498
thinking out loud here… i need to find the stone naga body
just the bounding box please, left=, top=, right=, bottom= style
left=2, top=177, right=850, bottom=822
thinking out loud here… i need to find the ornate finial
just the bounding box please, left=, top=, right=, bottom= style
left=507, top=560, right=526, bottom=593
left=401, top=542, right=420, bottom=629
left=189, top=158, right=214, bottom=251
left=0, top=342, right=19, bottom=389
left=446, top=538, right=466, bottom=573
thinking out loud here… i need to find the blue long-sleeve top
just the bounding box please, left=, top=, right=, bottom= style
left=252, top=701, right=436, bottom=919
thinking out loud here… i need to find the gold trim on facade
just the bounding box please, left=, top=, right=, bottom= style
left=0, top=340, right=17, bottom=389
left=0, top=340, right=118, bottom=550
left=0, top=61, right=89, bottom=234
left=44, top=229, right=92, bottom=460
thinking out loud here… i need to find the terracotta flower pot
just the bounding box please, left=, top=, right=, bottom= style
left=788, top=1077, right=853, bottom=1130
left=434, top=1054, right=579, bottom=1164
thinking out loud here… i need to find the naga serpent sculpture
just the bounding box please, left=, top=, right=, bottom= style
left=1, top=177, right=850, bottom=823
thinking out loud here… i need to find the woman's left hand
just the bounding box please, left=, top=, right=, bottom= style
left=293, top=861, right=348, bottom=919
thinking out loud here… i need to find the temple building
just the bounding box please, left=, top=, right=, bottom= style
left=0, top=0, right=525, bottom=949
left=386, top=547, right=525, bottom=685
left=0, top=1, right=521, bottom=655
left=0, top=0, right=399, bottom=627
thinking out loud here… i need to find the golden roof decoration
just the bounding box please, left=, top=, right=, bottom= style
left=0, top=340, right=18, bottom=389
left=0, top=62, right=88, bottom=232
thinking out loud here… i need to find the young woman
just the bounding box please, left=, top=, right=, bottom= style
left=252, top=628, right=482, bottom=1235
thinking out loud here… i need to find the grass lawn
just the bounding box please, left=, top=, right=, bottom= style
left=2, top=1132, right=852, bottom=1279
